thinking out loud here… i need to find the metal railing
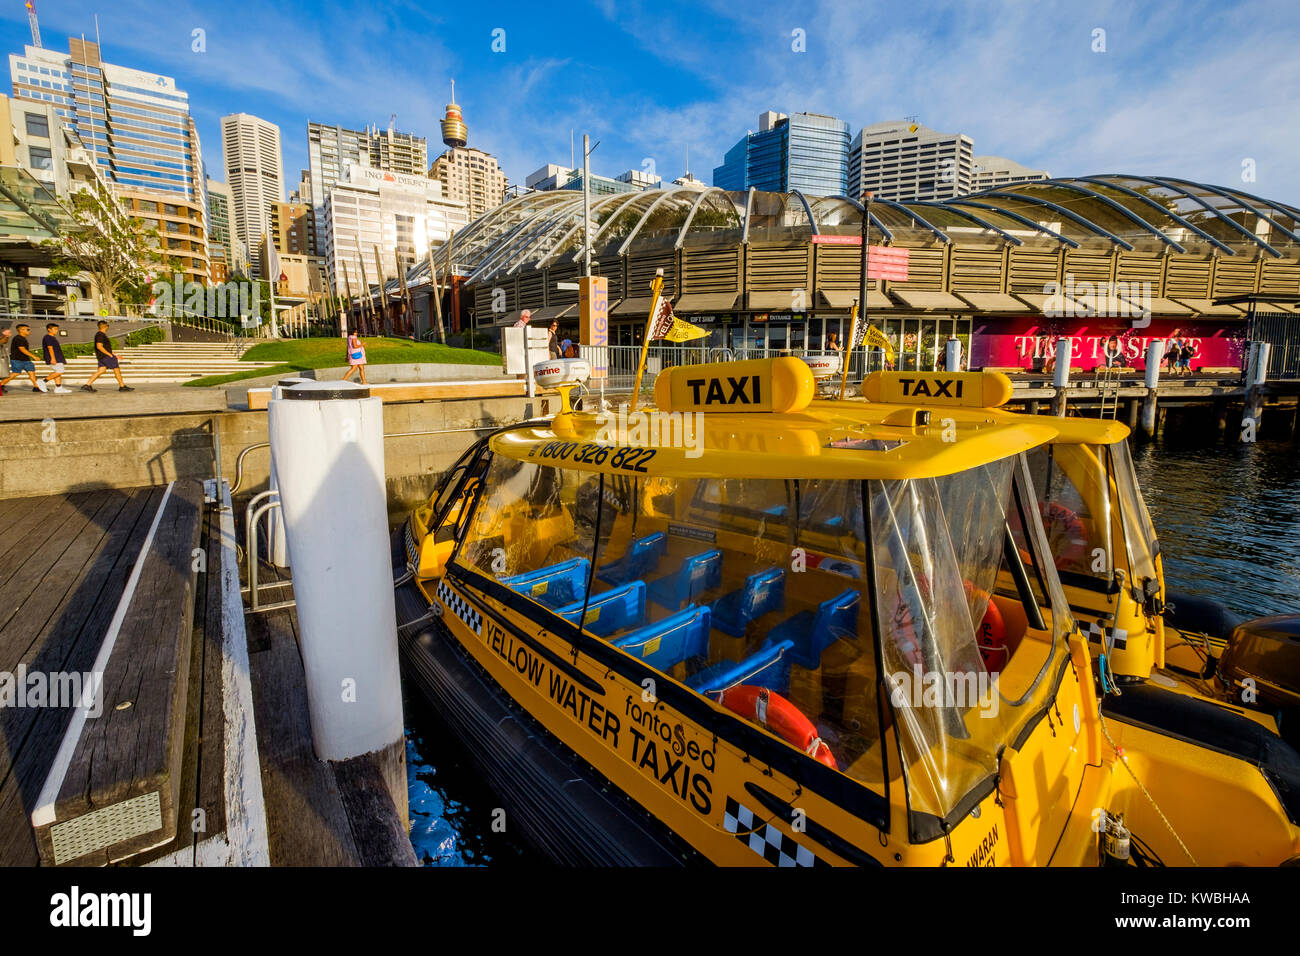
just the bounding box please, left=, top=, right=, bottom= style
left=598, top=343, right=884, bottom=395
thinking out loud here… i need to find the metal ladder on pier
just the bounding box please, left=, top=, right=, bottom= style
left=1097, top=364, right=1121, bottom=419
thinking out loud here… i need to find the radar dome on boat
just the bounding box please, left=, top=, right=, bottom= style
left=533, top=358, right=591, bottom=390
left=800, top=354, right=842, bottom=379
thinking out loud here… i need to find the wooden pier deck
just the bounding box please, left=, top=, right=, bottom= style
left=0, top=479, right=412, bottom=867
left=242, top=547, right=415, bottom=867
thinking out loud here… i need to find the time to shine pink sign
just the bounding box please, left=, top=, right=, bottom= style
left=970, top=317, right=1245, bottom=371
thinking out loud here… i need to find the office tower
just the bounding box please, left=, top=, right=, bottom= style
left=970, top=155, right=1050, bottom=192
left=712, top=111, right=850, bottom=196
left=307, top=121, right=427, bottom=258
left=220, top=113, right=284, bottom=270
left=320, top=162, right=467, bottom=293
left=9, top=39, right=203, bottom=201
left=849, top=120, right=974, bottom=201
left=429, top=146, right=508, bottom=223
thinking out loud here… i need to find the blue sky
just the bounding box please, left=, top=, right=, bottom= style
left=1, top=0, right=1297, bottom=205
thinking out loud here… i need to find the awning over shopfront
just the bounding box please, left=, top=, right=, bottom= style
left=956, top=292, right=1031, bottom=312
left=889, top=289, right=968, bottom=311
left=675, top=292, right=738, bottom=312
left=1174, top=299, right=1245, bottom=316
left=820, top=289, right=891, bottom=310
left=1119, top=295, right=1194, bottom=316
left=747, top=290, right=799, bottom=310
left=612, top=296, right=657, bottom=316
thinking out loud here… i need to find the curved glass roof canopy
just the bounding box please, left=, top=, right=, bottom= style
left=401, top=175, right=1300, bottom=289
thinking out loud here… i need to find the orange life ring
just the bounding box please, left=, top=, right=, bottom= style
left=965, top=582, right=1008, bottom=671
left=890, top=579, right=1007, bottom=672
left=1039, top=502, right=1089, bottom=571
left=717, top=685, right=838, bottom=770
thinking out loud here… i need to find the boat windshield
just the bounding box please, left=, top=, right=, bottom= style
left=1023, top=443, right=1114, bottom=586
left=1106, top=439, right=1160, bottom=587
left=452, top=447, right=1072, bottom=831
left=1023, top=441, right=1159, bottom=591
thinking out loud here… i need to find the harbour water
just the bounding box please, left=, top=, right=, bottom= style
left=1133, top=433, right=1300, bottom=619
left=404, top=432, right=1300, bottom=865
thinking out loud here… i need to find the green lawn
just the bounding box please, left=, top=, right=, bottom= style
left=183, top=336, right=501, bottom=387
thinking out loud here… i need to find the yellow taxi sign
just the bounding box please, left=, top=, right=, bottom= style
left=654, top=357, right=815, bottom=414
left=863, top=371, right=1014, bottom=408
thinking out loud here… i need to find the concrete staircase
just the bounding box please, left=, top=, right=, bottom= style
left=59, top=340, right=280, bottom=384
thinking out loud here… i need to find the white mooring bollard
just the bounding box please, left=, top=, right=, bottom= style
left=945, top=337, right=963, bottom=372
left=1141, top=340, right=1164, bottom=438
left=1051, top=338, right=1071, bottom=416
left=266, top=378, right=311, bottom=569
left=267, top=379, right=403, bottom=762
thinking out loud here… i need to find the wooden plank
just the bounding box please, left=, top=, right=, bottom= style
left=31, top=480, right=204, bottom=866
left=246, top=378, right=525, bottom=410
left=245, top=606, right=360, bottom=866
left=0, top=492, right=126, bottom=780
left=194, top=501, right=229, bottom=849
left=131, top=502, right=229, bottom=865
left=0, top=492, right=126, bottom=668
left=0, top=493, right=90, bottom=597
left=0, top=487, right=160, bottom=866
left=0, top=494, right=53, bottom=537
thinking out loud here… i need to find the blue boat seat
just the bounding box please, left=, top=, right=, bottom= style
left=596, top=532, right=668, bottom=586
left=765, top=588, right=861, bottom=670
left=556, top=581, right=646, bottom=638
left=501, top=557, right=590, bottom=609
left=711, top=567, right=786, bottom=637
left=612, top=604, right=711, bottom=671
left=687, top=640, right=795, bottom=696
left=647, top=549, right=723, bottom=611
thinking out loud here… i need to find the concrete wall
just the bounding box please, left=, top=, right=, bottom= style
left=0, top=395, right=554, bottom=521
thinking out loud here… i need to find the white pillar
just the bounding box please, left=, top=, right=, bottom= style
left=266, top=378, right=311, bottom=568
left=945, top=337, right=963, bottom=372
left=267, top=379, right=403, bottom=761
left=1141, top=340, right=1164, bottom=437
left=1051, top=338, right=1071, bottom=416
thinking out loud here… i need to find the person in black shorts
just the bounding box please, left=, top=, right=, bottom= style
left=81, top=320, right=133, bottom=392
left=1, top=323, right=45, bottom=393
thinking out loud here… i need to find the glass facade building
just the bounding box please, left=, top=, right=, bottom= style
left=712, top=112, right=849, bottom=196
left=9, top=40, right=202, bottom=202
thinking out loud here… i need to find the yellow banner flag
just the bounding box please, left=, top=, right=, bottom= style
left=663, top=316, right=709, bottom=342
left=862, top=324, right=896, bottom=361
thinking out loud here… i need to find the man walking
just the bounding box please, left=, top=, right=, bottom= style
left=81, top=320, right=133, bottom=392
left=0, top=326, right=10, bottom=394
left=42, top=323, right=72, bottom=394
left=1, top=323, right=46, bottom=393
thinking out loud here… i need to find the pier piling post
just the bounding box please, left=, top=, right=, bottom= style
left=1127, top=398, right=1139, bottom=429
left=945, top=337, right=963, bottom=373
left=1242, top=343, right=1270, bottom=442
left=1140, top=340, right=1164, bottom=438
left=268, top=380, right=407, bottom=822
left=1050, top=339, right=1070, bottom=416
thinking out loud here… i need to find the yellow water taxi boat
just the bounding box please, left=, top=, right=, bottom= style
left=395, top=358, right=1300, bottom=866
